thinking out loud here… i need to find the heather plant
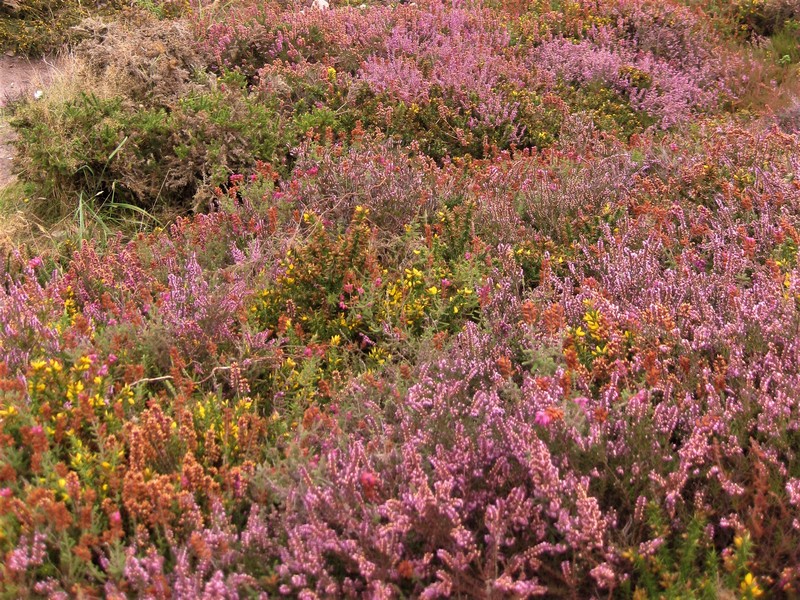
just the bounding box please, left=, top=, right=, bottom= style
left=196, top=0, right=741, bottom=161
left=531, top=36, right=722, bottom=130
left=6, top=0, right=751, bottom=223
left=280, top=137, right=439, bottom=234
left=5, top=0, right=800, bottom=596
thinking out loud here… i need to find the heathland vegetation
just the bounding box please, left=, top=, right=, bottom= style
left=1, top=0, right=800, bottom=596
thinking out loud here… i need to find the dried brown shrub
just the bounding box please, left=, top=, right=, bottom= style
left=73, top=15, right=203, bottom=106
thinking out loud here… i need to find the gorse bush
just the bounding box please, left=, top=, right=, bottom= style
left=735, top=0, right=800, bottom=37
left=12, top=72, right=287, bottom=215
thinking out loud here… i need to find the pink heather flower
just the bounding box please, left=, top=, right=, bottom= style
left=590, top=563, right=616, bottom=589
left=787, top=479, right=800, bottom=505
left=0, top=488, right=12, bottom=498
left=534, top=411, right=551, bottom=427
left=8, top=531, right=47, bottom=573
left=634, top=495, right=648, bottom=522
left=34, top=579, right=67, bottom=598
left=637, top=537, right=664, bottom=556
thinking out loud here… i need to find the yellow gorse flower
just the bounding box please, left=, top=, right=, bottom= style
left=741, top=573, right=763, bottom=598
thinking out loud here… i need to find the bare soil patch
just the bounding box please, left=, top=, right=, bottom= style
left=0, top=55, right=58, bottom=188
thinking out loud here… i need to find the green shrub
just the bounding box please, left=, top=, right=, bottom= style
left=769, top=19, right=800, bottom=64
left=11, top=77, right=286, bottom=218
left=737, top=0, right=800, bottom=36
left=0, top=0, right=125, bottom=55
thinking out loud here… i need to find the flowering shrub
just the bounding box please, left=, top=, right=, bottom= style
left=4, top=0, right=800, bottom=596
left=9, top=0, right=751, bottom=214
left=2, top=120, right=800, bottom=595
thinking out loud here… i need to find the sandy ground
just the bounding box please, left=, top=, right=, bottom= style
left=0, top=116, right=15, bottom=189
left=0, top=55, right=58, bottom=188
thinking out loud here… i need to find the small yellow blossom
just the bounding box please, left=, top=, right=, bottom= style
left=74, top=355, right=93, bottom=372
left=741, top=573, right=763, bottom=597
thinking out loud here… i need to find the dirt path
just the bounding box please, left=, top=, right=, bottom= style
left=0, top=117, right=15, bottom=189
left=0, top=56, right=58, bottom=188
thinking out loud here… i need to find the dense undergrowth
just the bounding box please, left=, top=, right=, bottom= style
left=2, top=0, right=800, bottom=597
left=2, top=0, right=758, bottom=214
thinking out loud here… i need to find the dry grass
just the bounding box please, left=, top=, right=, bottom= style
left=724, top=42, right=800, bottom=117
left=73, top=15, right=202, bottom=105
left=0, top=51, right=141, bottom=252
left=0, top=181, right=56, bottom=255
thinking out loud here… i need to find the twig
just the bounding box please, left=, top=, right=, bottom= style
left=128, top=375, right=174, bottom=387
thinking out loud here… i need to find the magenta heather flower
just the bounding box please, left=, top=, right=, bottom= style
left=589, top=562, right=616, bottom=590
left=8, top=531, right=47, bottom=573
left=788, top=479, right=800, bottom=506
